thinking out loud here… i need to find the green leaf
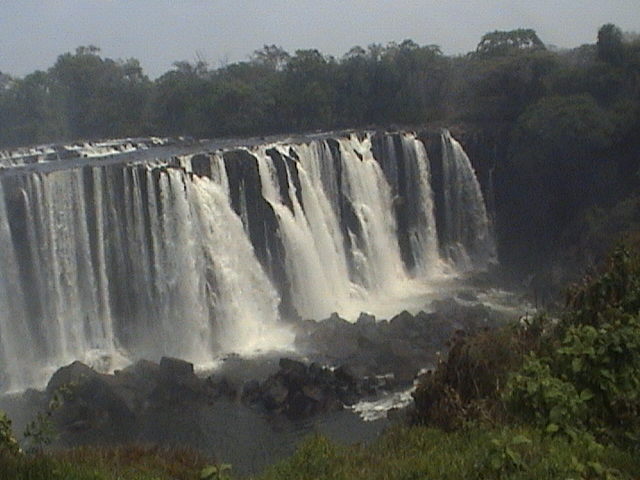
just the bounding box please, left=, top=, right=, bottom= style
left=201, top=466, right=218, bottom=480
left=571, top=357, right=582, bottom=373
left=510, top=434, right=532, bottom=445
left=579, top=389, right=594, bottom=402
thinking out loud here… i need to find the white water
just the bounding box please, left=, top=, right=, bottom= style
left=441, top=130, right=497, bottom=270
left=399, top=134, right=442, bottom=275
left=0, top=131, right=496, bottom=392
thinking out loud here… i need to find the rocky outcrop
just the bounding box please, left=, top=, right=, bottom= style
left=294, top=300, right=501, bottom=383
left=40, top=352, right=399, bottom=444
left=241, top=358, right=390, bottom=419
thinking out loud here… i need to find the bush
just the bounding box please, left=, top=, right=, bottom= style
left=506, top=245, right=640, bottom=445
left=0, top=410, right=20, bottom=456
left=411, top=322, right=538, bottom=429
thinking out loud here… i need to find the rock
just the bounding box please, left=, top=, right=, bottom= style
left=123, top=359, right=161, bottom=378
left=47, top=361, right=100, bottom=394
left=241, top=379, right=261, bottom=403
left=389, top=310, right=415, bottom=330
left=49, top=366, right=135, bottom=440
left=244, top=358, right=372, bottom=419
left=206, top=376, right=237, bottom=399
left=356, top=312, right=376, bottom=325
left=278, top=358, right=307, bottom=378
left=261, top=376, right=289, bottom=410
left=159, top=356, right=195, bottom=379
left=334, top=364, right=357, bottom=387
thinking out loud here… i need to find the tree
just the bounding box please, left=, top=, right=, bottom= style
left=500, top=94, right=616, bottom=268
left=476, top=29, right=545, bottom=57
left=460, top=47, right=558, bottom=122
left=51, top=46, right=151, bottom=139
left=280, top=50, right=337, bottom=130
left=597, top=23, right=625, bottom=66
left=153, top=60, right=211, bottom=136
left=251, top=45, right=290, bottom=71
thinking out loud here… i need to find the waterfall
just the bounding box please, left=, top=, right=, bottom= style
left=440, top=130, right=497, bottom=270
left=398, top=134, right=440, bottom=275
left=0, top=130, right=495, bottom=392
left=0, top=181, right=36, bottom=391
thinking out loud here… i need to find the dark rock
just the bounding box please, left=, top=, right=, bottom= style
left=389, top=310, right=415, bottom=330
left=47, top=361, right=99, bottom=394
left=334, top=364, right=357, bottom=387
left=241, top=379, right=261, bottom=403
left=159, top=356, right=195, bottom=379
left=278, top=358, right=307, bottom=378
left=206, top=376, right=237, bottom=399
left=244, top=358, right=371, bottom=419
left=356, top=312, right=376, bottom=325
left=50, top=369, right=135, bottom=441
left=261, top=376, right=289, bottom=410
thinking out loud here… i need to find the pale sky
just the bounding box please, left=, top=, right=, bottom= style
left=1, top=0, right=639, bottom=78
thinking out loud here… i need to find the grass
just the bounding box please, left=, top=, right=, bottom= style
left=257, top=426, right=640, bottom=480
left=1, top=425, right=639, bottom=479
left=0, top=444, right=208, bottom=480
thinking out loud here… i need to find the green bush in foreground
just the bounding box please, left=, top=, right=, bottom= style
left=506, top=246, right=640, bottom=445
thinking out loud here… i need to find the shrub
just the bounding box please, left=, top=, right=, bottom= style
left=0, top=410, right=20, bottom=455
left=411, top=323, right=538, bottom=429
left=506, top=245, right=640, bottom=445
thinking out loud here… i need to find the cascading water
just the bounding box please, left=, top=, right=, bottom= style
left=439, top=129, right=497, bottom=270
left=0, top=130, right=496, bottom=392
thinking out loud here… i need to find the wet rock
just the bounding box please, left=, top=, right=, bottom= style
left=241, top=379, right=261, bottom=403
left=159, top=356, right=195, bottom=379
left=246, top=358, right=370, bottom=419
left=47, top=361, right=100, bottom=394
left=206, top=376, right=237, bottom=399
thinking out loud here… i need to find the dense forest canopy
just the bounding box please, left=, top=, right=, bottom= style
left=0, top=24, right=636, bottom=148
left=1, top=24, right=639, bottom=277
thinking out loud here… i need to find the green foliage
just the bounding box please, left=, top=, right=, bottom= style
left=505, top=246, right=640, bottom=445
left=476, top=29, right=546, bottom=57
left=459, top=47, right=558, bottom=122
left=259, top=427, right=640, bottom=480
left=598, top=24, right=625, bottom=66
left=0, top=410, right=20, bottom=456
left=411, top=324, right=533, bottom=429
left=505, top=355, right=588, bottom=437
left=200, top=464, right=231, bottom=480
left=481, top=434, right=531, bottom=478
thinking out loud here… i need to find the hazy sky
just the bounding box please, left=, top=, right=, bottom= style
left=2, top=0, right=639, bottom=78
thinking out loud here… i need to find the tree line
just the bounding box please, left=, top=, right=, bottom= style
left=0, top=25, right=635, bottom=149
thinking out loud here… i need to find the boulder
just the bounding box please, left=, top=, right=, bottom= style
left=159, top=356, right=195, bottom=379
left=245, top=358, right=372, bottom=419
left=47, top=361, right=99, bottom=394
